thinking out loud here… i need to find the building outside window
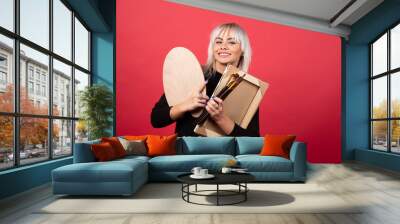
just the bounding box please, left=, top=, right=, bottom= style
left=28, top=81, right=34, bottom=94
left=54, top=88, right=58, bottom=103
left=0, top=54, right=7, bottom=67
left=35, top=83, right=40, bottom=95
left=35, top=70, right=40, bottom=81
left=0, top=54, right=7, bottom=90
left=0, top=71, right=6, bottom=84
left=41, top=73, right=46, bottom=83
left=28, top=68, right=34, bottom=80
left=0, top=0, right=91, bottom=170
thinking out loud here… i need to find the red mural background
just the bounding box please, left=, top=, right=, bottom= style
left=116, top=0, right=342, bottom=163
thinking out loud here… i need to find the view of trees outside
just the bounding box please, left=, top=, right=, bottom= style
left=371, top=23, right=400, bottom=153
left=75, top=119, right=88, bottom=143
left=0, top=85, right=65, bottom=168
left=0, top=84, right=87, bottom=169
left=53, top=119, right=72, bottom=158
left=372, top=100, right=400, bottom=152
left=391, top=120, right=400, bottom=153
left=19, top=117, right=50, bottom=165
left=0, top=84, right=85, bottom=169
left=0, top=0, right=90, bottom=170
left=390, top=72, right=400, bottom=153
left=372, top=77, right=387, bottom=119
left=372, top=75, right=388, bottom=151
left=0, top=115, right=13, bottom=169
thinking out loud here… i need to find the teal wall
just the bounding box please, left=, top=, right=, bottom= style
left=0, top=0, right=115, bottom=200
left=91, top=32, right=114, bottom=135
left=355, top=149, right=400, bottom=172
left=0, top=158, right=72, bottom=199
left=92, top=33, right=114, bottom=88
left=344, top=0, right=400, bottom=171
left=91, top=0, right=115, bottom=135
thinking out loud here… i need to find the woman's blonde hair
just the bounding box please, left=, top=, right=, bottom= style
left=205, top=23, right=252, bottom=76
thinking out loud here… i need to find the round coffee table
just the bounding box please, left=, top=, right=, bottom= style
left=177, top=173, right=255, bottom=206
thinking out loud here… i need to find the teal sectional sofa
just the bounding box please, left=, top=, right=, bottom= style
left=52, top=137, right=307, bottom=196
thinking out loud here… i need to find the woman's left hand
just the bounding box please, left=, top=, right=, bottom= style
left=206, top=97, right=235, bottom=134
left=206, top=97, right=224, bottom=121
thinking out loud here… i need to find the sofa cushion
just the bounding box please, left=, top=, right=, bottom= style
left=101, top=137, right=127, bottom=158
left=118, top=138, right=147, bottom=156
left=91, top=142, right=118, bottom=161
left=235, top=137, right=264, bottom=155
left=260, top=135, right=296, bottom=159
left=147, top=134, right=177, bottom=157
left=53, top=159, right=147, bottom=183
left=236, top=155, right=293, bottom=172
left=148, top=154, right=235, bottom=172
left=177, top=137, right=235, bottom=155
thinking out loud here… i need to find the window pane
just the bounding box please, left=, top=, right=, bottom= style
left=20, top=0, right=49, bottom=49
left=20, top=117, right=49, bottom=165
left=53, top=0, right=72, bottom=60
left=74, top=69, right=89, bottom=117
left=53, top=119, right=72, bottom=158
left=0, top=116, right=13, bottom=170
left=20, top=44, right=49, bottom=115
left=391, top=120, right=400, bottom=153
left=372, top=77, right=387, bottom=119
left=74, top=17, right=89, bottom=70
left=0, top=0, right=14, bottom=31
left=0, top=34, right=13, bottom=112
left=392, top=72, right=400, bottom=118
left=53, top=59, right=72, bottom=117
left=372, top=121, right=388, bottom=151
left=75, top=120, right=88, bottom=143
left=391, top=24, right=400, bottom=70
left=372, top=33, right=387, bottom=76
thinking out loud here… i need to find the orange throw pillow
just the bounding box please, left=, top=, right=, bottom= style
left=101, top=137, right=127, bottom=158
left=91, top=142, right=117, bottom=161
left=260, top=135, right=296, bottom=159
left=146, top=134, right=177, bottom=157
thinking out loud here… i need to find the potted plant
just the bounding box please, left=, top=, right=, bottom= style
left=79, top=84, right=113, bottom=140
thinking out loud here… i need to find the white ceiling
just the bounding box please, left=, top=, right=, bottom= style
left=168, top=0, right=384, bottom=38
left=227, top=0, right=353, bottom=23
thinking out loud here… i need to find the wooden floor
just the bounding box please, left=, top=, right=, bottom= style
left=1, top=162, right=400, bottom=224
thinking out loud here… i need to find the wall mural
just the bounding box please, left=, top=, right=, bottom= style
left=116, top=0, right=342, bottom=163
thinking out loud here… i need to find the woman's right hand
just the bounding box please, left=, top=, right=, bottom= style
left=169, top=82, right=209, bottom=120
left=180, top=82, right=209, bottom=112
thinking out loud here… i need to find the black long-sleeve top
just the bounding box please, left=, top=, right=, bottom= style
left=151, top=71, right=260, bottom=137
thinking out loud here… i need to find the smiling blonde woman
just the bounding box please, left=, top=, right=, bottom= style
left=205, top=23, right=252, bottom=75
left=151, top=23, right=260, bottom=137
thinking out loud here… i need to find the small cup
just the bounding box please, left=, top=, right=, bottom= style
left=199, top=169, right=208, bottom=176
left=221, top=167, right=232, bottom=174
left=191, top=167, right=202, bottom=176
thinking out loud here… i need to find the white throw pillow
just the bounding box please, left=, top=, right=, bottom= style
left=118, top=137, right=147, bottom=156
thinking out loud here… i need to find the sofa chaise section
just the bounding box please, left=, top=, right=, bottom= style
left=52, top=142, right=149, bottom=196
